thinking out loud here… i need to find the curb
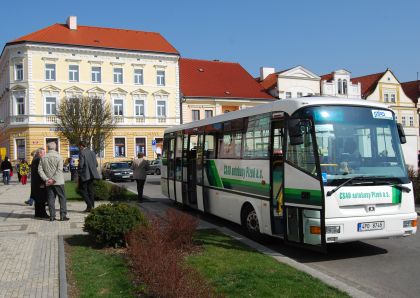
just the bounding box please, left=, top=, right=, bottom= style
left=58, top=235, right=68, bottom=298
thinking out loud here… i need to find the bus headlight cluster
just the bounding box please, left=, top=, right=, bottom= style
left=326, top=225, right=341, bottom=234
left=403, top=220, right=417, bottom=228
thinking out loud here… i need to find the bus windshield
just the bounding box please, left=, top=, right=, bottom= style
left=296, top=106, right=409, bottom=185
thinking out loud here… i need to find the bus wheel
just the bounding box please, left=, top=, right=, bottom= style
left=242, top=205, right=261, bottom=239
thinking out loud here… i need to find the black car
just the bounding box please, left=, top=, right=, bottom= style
left=101, top=162, right=133, bottom=182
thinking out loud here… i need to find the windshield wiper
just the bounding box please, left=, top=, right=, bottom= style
left=326, top=176, right=370, bottom=197
left=376, top=181, right=411, bottom=193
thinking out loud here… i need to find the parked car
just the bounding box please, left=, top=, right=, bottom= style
left=147, top=159, right=162, bottom=175
left=101, top=162, right=133, bottom=182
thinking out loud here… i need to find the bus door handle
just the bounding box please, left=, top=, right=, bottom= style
left=301, top=191, right=310, bottom=200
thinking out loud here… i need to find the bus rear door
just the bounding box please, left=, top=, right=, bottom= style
left=283, top=118, right=326, bottom=252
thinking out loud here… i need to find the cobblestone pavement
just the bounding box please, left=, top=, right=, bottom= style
left=0, top=177, right=88, bottom=298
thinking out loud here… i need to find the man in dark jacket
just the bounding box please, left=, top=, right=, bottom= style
left=1, top=156, right=13, bottom=185
left=78, top=141, right=100, bottom=212
left=31, top=148, right=49, bottom=218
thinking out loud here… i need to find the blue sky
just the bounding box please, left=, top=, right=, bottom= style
left=1, top=0, right=419, bottom=81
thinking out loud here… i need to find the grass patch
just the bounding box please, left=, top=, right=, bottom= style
left=187, top=229, right=349, bottom=298
left=65, top=181, right=83, bottom=201
left=65, top=234, right=137, bottom=298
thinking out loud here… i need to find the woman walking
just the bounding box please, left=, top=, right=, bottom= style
left=19, top=159, right=30, bottom=185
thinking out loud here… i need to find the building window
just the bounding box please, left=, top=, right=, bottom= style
left=192, top=110, right=200, bottom=121
left=45, top=97, right=57, bottom=115
left=135, top=99, right=145, bottom=117
left=114, top=138, right=126, bottom=157
left=157, top=100, right=166, bottom=118
left=16, top=97, right=24, bottom=115
left=205, top=110, right=213, bottom=118
left=134, top=69, right=144, bottom=85
left=15, top=64, right=23, bottom=81
left=16, top=139, right=25, bottom=160
left=45, top=64, right=56, bottom=81
left=135, top=137, right=146, bottom=156
left=390, top=94, right=396, bottom=103
left=384, top=94, right=389, bottom=102
left=69, top=65, right=79, bottom=82
left=157, top=70, right=165, bottom=86
left=285, top=92, right=292, bottom=99
left=91, top=66, right=101, bottom=83
left=114, top=68, right=123, bottom=84
left=297, top=92, right=303, bottom=97
left=343, top=80, right=348, bottom=95
left=113, top=99, right=124, bottom=116
left=402, top=116, right=406, bottom=126
left=409, top=116, right=414, bottom=127
left=337, top=79, right=342, bottom=94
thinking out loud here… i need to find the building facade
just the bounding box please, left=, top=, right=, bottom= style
left=320, top=69, right=361, bottom=98
left=258, top=65, right=320, bottom=99
left=352, top=69, right=419, bottom=170
left=180, top=58, right=274, bottom=123
left=401, top=80, right=420, bottom=151
left=0, top=17, right=180, bottom=163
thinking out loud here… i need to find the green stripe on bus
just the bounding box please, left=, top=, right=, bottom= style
left=392, top=187, right=402, bottom=204
left=221, top=178, right=270, bottom=196
left=284, top=188, right=323, bottom=203
left=207, top=160, right=224, bottom=188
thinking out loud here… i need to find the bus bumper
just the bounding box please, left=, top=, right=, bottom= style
left=325, top=213, right=418, bottom=243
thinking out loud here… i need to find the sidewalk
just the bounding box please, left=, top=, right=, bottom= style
left=0, top=177, right=88, bottom=298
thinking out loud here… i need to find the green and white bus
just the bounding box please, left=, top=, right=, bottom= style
left=161, top=97, right=417, bottom=251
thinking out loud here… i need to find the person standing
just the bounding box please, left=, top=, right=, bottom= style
left=38, top=142, right=69, bottom=221
left=16, top=160, right=22, bottom=183
left=78, top=141, right=100, bottom=212
left=131, top=152, right=150, bottom=202
left=19, top=159, right=30, bottom=185
left=1, top=156, right=13, bottom=185
left=31, top=148, right=49, bottom=218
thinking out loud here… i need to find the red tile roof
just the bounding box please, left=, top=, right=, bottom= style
left=260, top=73, right=278, bottom=90
left=401, top=81, right=420, bottom=104
left=9, top=23, right=179, bottom=54
left=180, top=58, right=275, bottom=100
left=351, top=72, right=385, bottom=98
left=320, top=73, right=333, bottom=81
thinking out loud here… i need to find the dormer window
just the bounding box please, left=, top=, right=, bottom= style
left=343, top=79, right=347, bottom=95
left=337, top=79, right=342, bottom=94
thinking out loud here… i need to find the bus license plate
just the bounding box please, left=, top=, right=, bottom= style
left=358, top=221, right=384, bottom=232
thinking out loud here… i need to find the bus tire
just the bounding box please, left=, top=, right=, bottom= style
left=241, top=204, right=261, bottom=240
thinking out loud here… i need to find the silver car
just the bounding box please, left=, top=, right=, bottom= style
left=147, top=159, right=162, bottom=175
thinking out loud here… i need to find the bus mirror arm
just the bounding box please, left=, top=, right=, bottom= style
left=288, top=119, right=304, bottom=146
left=396, top=123, right=407, bottom=144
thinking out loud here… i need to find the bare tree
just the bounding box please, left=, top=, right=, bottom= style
left=56, top=96, right=115, bottom=154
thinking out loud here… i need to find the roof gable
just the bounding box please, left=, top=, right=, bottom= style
left=180, top=58, right=274, bottom=100
left=352, top=71, right=385, bottom=98
left=9, top=23, right=179, bottom=55
left=401, top=81, right=420, bottom=104
left=278, top=65, right=320, bottom=80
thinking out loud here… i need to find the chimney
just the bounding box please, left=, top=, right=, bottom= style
left=260, top=67, right=275, bottom=80
left=67, top=16, right=77, bottom=30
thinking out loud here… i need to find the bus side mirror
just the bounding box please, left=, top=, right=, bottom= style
left=397, top=123, right=406, bottom=144
left=288, top=119, right=304, bottom=146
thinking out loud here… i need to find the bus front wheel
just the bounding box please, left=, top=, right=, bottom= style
left=242, top=205, right=261, bottom=240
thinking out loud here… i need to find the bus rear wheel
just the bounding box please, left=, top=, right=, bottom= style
left=242, top=205, right=261, bottom=240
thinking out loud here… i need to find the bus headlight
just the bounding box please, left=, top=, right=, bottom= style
left=326, top=225, right=341, bottom=234
left=403, top=220, right=417, bottom=228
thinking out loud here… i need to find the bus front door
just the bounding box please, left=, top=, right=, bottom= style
left=283, top=119, right=326, bottom=252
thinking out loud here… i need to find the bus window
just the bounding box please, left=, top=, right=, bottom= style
left=204, top=134, right=216, bottom=159
left=218, top=131, right=242, bottom=159
left=175, top=135, right=183, bottom=181
left=244, top=114, right=270, bottom=159
left=168, top=138, right=175, bottom=179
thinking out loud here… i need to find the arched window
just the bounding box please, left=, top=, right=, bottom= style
left=343, top=80, right=348, bottom=95
left=338, top=79, right=342, bottom=94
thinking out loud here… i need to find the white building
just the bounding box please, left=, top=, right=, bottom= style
left=353, top=69, right=418, bottom=170
left=320, top=69, right=361, bottom=98
left=259, top=66, right=320, bottom=99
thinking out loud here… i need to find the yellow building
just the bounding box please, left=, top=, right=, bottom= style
left=179, top=58, right=274, bottom=123
left=0, top=16, right=180, bottom=163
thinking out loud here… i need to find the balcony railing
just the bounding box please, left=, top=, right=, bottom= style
left=9, top=115, right=29, bottom=124
left=46, top=115, right=57, bottom=123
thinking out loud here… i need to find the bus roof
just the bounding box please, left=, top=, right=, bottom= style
left=165, top=96, right=390, bottom=134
